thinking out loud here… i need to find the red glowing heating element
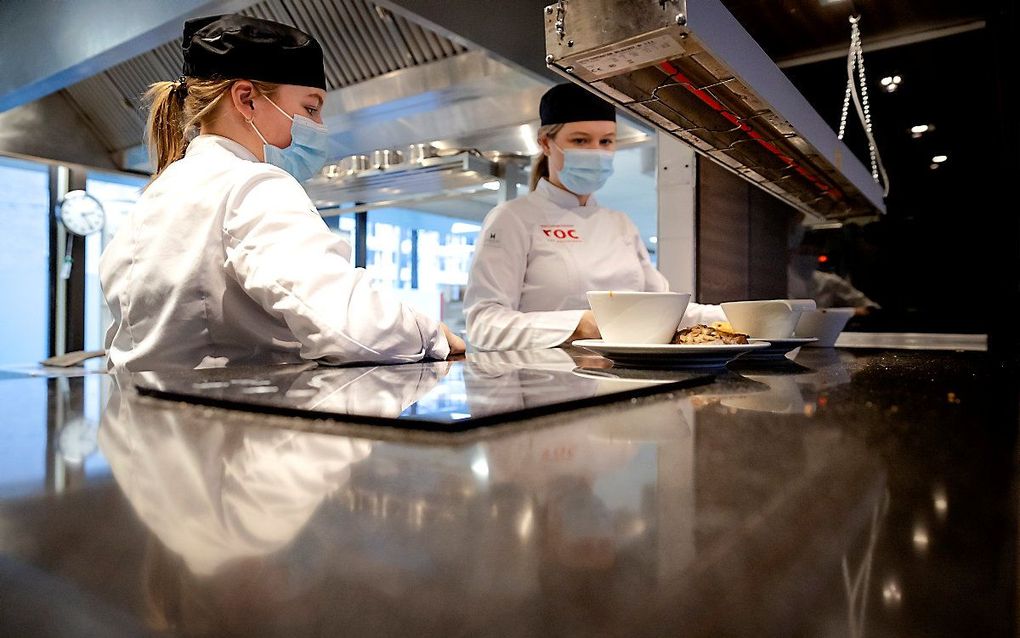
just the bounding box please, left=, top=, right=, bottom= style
left=656, top=61, right=841, bottom=201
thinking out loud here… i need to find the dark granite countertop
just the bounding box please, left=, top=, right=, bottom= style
left=0, top=347, right=1015, bottom=637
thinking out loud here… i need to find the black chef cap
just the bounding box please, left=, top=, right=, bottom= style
left=539, top=83, right=616, bottom=126
left=182, top=14, right=326, bottom=90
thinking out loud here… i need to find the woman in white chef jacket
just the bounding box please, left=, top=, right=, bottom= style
left=464, top=83, right=724, bottom=352
left=99, top=14, right=464, bottom=371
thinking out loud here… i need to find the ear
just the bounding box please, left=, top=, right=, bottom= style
left=539, top=136, right=551, bottom=157
left=230, top=80, right=257, bottom=120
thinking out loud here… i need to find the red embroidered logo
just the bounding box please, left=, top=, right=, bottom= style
left=541, top=225, right=581, bottom=241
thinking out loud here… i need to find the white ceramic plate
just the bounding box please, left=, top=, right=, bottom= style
left=737, top=337, right=818, bottom=361
left=572, top=339, right=771, bottom=369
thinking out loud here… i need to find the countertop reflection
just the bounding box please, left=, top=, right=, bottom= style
left=0, top=347, right=1014, bottom=637
left=129, top=348, right=714, bottom=430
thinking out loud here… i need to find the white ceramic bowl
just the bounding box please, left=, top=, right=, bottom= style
left=586, top=291, right=691, bottom=344
left=794, top=307, right=856, bottom=347
left=720, top=299, right=816, bottom=339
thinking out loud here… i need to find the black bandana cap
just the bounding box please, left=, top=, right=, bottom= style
left=182, top=14, right=327, bottom=90
left=539, top=83, right=617, bottom=126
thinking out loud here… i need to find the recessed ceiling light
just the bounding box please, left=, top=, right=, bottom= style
left=910, top=124, right=932, bottom=134
left=880, top=75, right=902, bottom=93
left=932, top=155, right=948, bottom=163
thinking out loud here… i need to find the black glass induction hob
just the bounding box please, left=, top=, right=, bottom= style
left=132, top=350, right=715, bottom=432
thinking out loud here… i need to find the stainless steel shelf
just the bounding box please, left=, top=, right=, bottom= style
left=835, top=332, right=987, bottom=351
left=304, top=152, right=501, bottom=210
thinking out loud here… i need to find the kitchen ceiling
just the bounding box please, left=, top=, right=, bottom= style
left=714, top=0, right=997, bottom=220
left=718, top=0, right=989, bottom=64
left=58, top=0, right=470, bottom=163
left=48, top=0, right=1002, bottom=216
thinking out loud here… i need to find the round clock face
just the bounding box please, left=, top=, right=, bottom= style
left=58, top=190, right=105, bottom=236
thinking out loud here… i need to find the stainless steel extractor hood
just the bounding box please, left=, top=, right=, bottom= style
left=544, top=0, right=886, bottom=219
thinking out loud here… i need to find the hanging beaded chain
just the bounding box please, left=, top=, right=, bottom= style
left=838, top=15, right=889, bottom=196
left=836, top=18, right=859, bottom=142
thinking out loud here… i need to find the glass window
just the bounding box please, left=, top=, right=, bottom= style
left=84, top=172, right=147, bottom=352
left=0, top=156, right=50, bottom=366
left=361, top=208, right=480, bottom=337
left=323, top=213, right=358, bottom=264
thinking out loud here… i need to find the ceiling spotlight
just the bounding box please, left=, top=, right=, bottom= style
left=910, top=124, right=934, bottom=138
left=933, top=487, right=948, bottom=519
left=882, top=579, right=903, bottom=607
left=880, top=75, right=902, bottom=93
left=932, top=155, right=948, bottom=163
left=912, top=524, right=930, bottom=553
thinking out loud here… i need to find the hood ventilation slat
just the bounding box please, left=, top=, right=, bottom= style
left=58, top=0, right=469, bottom=160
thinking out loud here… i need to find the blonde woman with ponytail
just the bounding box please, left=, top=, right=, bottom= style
left=464, top=83, right=724, bottom=352
left=100, top=15, right=462, bottom=371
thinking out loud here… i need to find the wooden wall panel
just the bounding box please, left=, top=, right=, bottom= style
left=748, top=186, right=798, bottom=299
left=697, top=159, right=799, bottom=304
left=697, top=160, right=749, bottom=303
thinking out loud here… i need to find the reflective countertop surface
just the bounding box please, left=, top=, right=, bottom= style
left=128, top=349, right=716, bottom=431
left=0, top=347, right=1015, bottom=637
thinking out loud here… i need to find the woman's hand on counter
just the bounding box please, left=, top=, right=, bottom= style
left=564, top=310, right=601, bottom=345
left=442, top=323, right=467, bottom=356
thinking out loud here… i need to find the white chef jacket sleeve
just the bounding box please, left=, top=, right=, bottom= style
left=622, top=215, right=725, bottom=328
left=816, top=272, right=881, bottom=309
left=221, top=170, right=449, bottom=365
left=679, top=302, right=727, bottom=329
left=465, top=207, right=586, bottom=351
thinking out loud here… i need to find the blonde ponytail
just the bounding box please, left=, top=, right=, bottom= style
left=529, top=123, right=564, bottom=191
left=144, top=77, right=281, bottom=178
left=144, top=81, right=187, bottom=177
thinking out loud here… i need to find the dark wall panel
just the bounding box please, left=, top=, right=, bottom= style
left=698, top=160, right=749, bottom=303
left=697, top=159, right=798, bottom=304
left=748, top=185, right=797, bottom=299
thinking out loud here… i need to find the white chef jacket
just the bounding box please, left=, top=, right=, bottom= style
left=100, top=135, right=449, bottom=371
left=787, top=265, right=881, bottom=310
left=464, top=178, right=724, bottom=351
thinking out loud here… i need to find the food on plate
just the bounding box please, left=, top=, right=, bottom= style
left=671, top=323, right=749, bottom=345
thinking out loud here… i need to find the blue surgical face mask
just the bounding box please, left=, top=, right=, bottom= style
left=248, top=95, right=329, bottom=182
left=552, top=142, right=615, bottom=195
